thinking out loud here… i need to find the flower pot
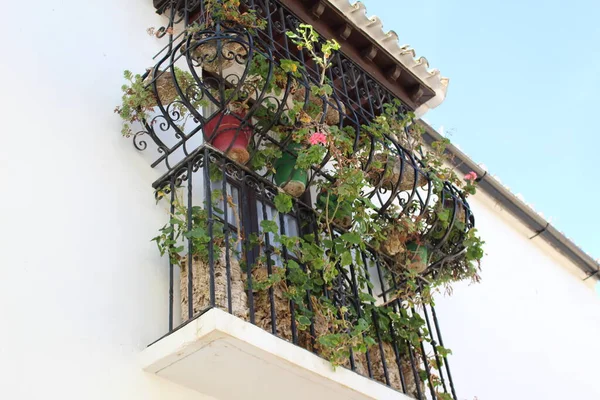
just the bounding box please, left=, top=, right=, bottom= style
left=182, top=35, right=247, bottom=73
left=316, top=191, right=352, bottom=229
left=366, top=153, right=427, bottom=192
left=443, top=198, right=466, bottom=224
left=274, top=143, right=308, bottom=197
left=144, top=70, right=179, bottom=106
left=404, top=242, right=429, bottom=273
left=204, top=111, right=252, bottom=164
left=180, top=251, right=249, bottom=322
left=292, top=87, right=345, bottom=125
left=380, top=227, right=404, bottom=257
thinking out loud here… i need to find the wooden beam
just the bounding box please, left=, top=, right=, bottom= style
left=361, top=45, right=378, bottom=62
left=338, top=24, right=353, bottom=41
left=311, top=1, right=326, bottom=19
left=408, top=85, right=425, bottom=103
left=385, top=65, right=402, bottom=81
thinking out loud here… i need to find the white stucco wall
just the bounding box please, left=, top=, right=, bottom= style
left=434, top=190, right=600, bottom=400
left=0, top=0, right=213, bottom=398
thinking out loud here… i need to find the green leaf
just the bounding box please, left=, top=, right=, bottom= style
left=185, top=227, right=206, bottom=238
left=297, top=315, right=311, bottom=327
left=260, top=220, right=279, bottom=234
left=274, top=192, right=293, bottom=214
left=340, top=251, right=353, bottom=266
left=359, top=292, right=377, bottom=303
left=340, top=232, right=361, bottom=245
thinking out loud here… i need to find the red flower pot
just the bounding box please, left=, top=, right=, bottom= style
left=204, top=111, right=252, bottom=164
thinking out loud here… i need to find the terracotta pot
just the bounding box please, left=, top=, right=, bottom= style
left=182, top=35, right=247, bottom=73
left=274, top=143, right=308, bottom=197
left=292, top=87, right=345, bottom=125
left=367, top=153, right=427, bottom=192
left=204, top=111, right=252, bottom=164
left=144, top=70, right=179, bottom=107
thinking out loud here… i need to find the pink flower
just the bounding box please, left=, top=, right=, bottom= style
left=308, top=131, right=327, bottom=146
left=464, top=171, right=478, bottom=182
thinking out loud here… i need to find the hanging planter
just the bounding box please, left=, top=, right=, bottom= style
left=180, top=251, right=249, bottom=322
left=204, top=111, right=252, bottom=164
left=404, top=241, right=430, bottom=274
left=366, top=153, right=427, bottom=192
left=182, top=35, right=248, bottom=73
left=443, top=197, right=467, bottom=224
left=144, top=70, right=179, bottom=106
left=274, top=142, right=308, bottom=197
left=292, top=87, right=345, bottom=125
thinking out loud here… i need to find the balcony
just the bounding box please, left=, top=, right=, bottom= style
left=123, top=1, right=483, bottom=399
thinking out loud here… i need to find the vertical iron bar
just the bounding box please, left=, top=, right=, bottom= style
left=412, top=307, right=437, bottom=400
left=168, top=175, right=176, bottom=331
left=241, top=178, right=255, bottom=323
left=203, top=147, right=216, bottom=307
left=422, top=300, right=449, bottom=394
left=222, top=168, right=233, bottom=314
left=279, top=211, right=298, bottom=344
left=259, top=188, right=277, bottom=335
left=374, top=257, right=409, bottom=395
left=187, top=160, right=194, bottom=319
left=431, top=303, right=458, bottom=400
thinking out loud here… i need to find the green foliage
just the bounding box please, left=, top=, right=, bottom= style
left=203, top=0, right=266, bottom=32
left=115, top=67, right=204, bottom=137
left=274, top=192, right=293, bottom=214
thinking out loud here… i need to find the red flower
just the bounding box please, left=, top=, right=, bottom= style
left=308, top=131, right=327, bottom=145
left=464, top=171, right=478, bottom=182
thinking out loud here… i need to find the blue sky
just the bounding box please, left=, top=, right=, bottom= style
left=361, top=0, right=600, bottom=260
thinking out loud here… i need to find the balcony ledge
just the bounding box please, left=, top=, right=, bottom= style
left=141, top=308, right=410, bottom=400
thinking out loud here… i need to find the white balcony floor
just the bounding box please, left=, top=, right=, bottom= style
left=140, top=308, right=410, bottom=400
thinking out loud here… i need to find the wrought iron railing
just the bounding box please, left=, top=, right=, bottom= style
left=134, top=1, right=474, bottom=399
left=152, top=145, right=458, bottom=399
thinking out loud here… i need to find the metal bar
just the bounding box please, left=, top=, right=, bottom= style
left=168, top=175, right=176, bottom=331
left=222, top=166, right=233, bottom=314
left=431, top=303, right=458, bottom=400
left=187, top=160, right=194, bottom=319
left=203, top=147, right=216, bottom=307
left=259, top=187, right=277, bottom=335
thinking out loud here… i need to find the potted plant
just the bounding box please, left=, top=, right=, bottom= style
left=274, top=142, right=308, bottom=197
left=287, top=24, right=343, bottom=125
left=271, top=25, right=340, bottom=196
left=204, top=107, right=254, bottom=164
left=183, top=0, right=266, bottom=73
left=203, top=53, right=299, bottom=164
left=361, top=101, right=429, bottom=192
left=366, top=152, right=428, bottom=192
left=115, top=67, right=199, bottom=137
left=152, top=188, right=249, bottom=321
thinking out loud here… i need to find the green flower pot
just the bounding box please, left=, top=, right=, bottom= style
left=274, top=143, right=307, bottom=197
left=405, top=242, right=429, bottom=273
